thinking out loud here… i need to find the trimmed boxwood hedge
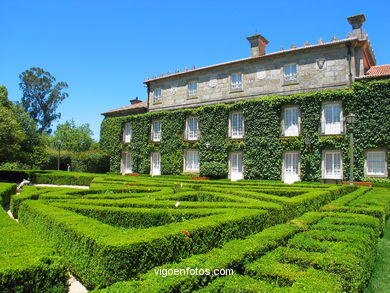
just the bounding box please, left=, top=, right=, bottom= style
left=100, top=80, right=390, bottom=181
left=15, top=174, right=355, bottom=289
left=0, top=182, right=16, bottom=208
left=0, top=183, right=68, bottom=293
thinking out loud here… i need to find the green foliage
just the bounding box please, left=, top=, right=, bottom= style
left=71, top=151, right=110, bottom=173
left=51, top=119, right=95, bottom=152
left=100, top=80, right=390, bottom=181
left=0, top=183, right=16, bottom=208
left=19, top=67, right=68, bottom=134
left=0, top=85, right=49, bottom=168
left=13, top=173, right=356, bottom=289
left=0, top=184, right=68, bottom=293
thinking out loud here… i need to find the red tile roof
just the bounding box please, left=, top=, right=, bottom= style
left=366, top=64, right=390, bottom=76
left=102, top=102, right=147, bottom=115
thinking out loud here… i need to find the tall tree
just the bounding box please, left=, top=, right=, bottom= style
left=19, top=67, right=68, bottom=134
left=0, top=85, right=48, bottom=167
left=51, top=119, right=95, bottom=152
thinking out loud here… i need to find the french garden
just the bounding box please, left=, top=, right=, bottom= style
left=1, top=170, right=390, bottom=292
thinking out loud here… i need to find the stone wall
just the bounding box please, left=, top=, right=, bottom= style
left=147, top=42, right=363, bottom=112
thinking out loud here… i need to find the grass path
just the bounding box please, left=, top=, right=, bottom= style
left=365, top=218, right=390, bottom=293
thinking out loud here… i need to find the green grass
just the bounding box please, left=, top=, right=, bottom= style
left=365, top=218, right=390, bottom=293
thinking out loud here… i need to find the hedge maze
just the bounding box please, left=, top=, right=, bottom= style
left=1, top=173, right=390, bottom=292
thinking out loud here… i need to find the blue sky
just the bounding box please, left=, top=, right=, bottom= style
left=1, top=0, right=389, bottom=140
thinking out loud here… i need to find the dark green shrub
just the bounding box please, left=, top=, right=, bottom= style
left=71, top=150, right=110, bottom=173
left=199, top=161, right=227, bottom=178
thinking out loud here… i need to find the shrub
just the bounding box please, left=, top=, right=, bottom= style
left=0, top=183, right=68, bottom=292
left=199, top=161, right=227, bottom=178
left=0, top=183, right=16, bottom=208
left=71, top=150, right=110, bottom=173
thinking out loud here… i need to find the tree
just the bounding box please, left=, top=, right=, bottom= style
left=51, top=119, right=95, bottom=152
left=19, top=67, right=68, bottom=134
left=0, top=85, right=48, bottom=167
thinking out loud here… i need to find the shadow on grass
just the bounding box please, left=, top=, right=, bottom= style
left=365, top=218, right=390, bottom=293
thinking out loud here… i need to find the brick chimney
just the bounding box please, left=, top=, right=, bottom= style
left=347, top=14, right=366, bottom=39
left=246, top=33, right=269, bottom=57
left=130, top=97, right=142, bottom=104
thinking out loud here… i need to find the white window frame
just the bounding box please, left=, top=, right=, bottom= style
left=230, top=73, right=243, bottom=90
left=185, top=116, right=200, bottom=141
left=365, top=149, right=388, bottom=177
left=154, top=88, right=162, bottom=103
left=187, top=81, right=198, bottom=97
left=123, top=123, right=131, bottom=143
left=150, top=152, right=161, bottom=176
left=282, top=151, right=301, bottom=183
left=321, top=101, right=344, bottom=135
left=229, top=151, right=244, bottom=181
left=229, top=111, right=244, bottom=139
left=121, top=151, right=132, bottom=174
left=151, top=119, right=161, bottom=142
left=283, top=63, right=298, bottom=82
left=322, top=150, right=343, bottom=179
left=282, top=106, right=300, bottom=137
left=184, top=150, right=200, bottom=172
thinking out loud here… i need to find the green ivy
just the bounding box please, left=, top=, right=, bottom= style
left=100, top=80, right=390, bottom=181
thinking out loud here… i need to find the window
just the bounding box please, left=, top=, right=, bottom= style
left=322, top=150, right=343, bottom=179
left=282, top=106, right=300, bottom=136
left=151, top=120, right=161, bottom=142
left=230, top=73, right=242, bottom=90
left=123, top=123, right=131, bottom=143
left=229, top=111, right=244, bottom=138
left=283, top=151, right=300, bottom=183
left=150, top=152, right=161, bottom=176
left=122, top=151, right=132, bottom=174
left=188, top=81, right=198, bottom=97
left=283, top=64, right=297, bottom=82
left=365, top=150, right=387, bottom=177
left=321, top=102, right=343, bottom=135
left=230, top=152, right=244, bottom=181
left=184, top=150, right=199, bottom=172
left=154, top=88, right=162, bottom=103
left=185, top=117, right=200, bottom=141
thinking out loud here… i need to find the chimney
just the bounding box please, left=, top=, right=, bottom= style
left=347, top=14, right=366, bottom=39
left=130, top=97, right=142, bottom=104
left=246, top=33, right=269, bottom=57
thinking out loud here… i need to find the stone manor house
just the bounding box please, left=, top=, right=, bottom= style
left=101, top=14, right=389, bottom=182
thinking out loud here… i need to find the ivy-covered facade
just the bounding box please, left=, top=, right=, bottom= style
left=100, top=80, right=390, bottom=182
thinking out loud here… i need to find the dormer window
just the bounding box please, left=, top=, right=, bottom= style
left=188, top=81, right=198, bottom=97
left=283, top=64, right=297, bottom=82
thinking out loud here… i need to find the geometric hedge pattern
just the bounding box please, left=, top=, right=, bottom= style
left=2, top=174, right=390, bottom=292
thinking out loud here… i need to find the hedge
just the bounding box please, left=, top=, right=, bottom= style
left=321, top=188, right=390, bottom=233
left=16, top=175, right=354, bottom=289
left=92, top=182, right=389, bottom=293
left=18, top=200, right=274, bottom=289
left=0, top=184, right=68, bottom=293
left=100, top=80, right=390, bottom=181
left=0, top=182, right=16, bottom=208
left=95, top=211, right=380, bottom=293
